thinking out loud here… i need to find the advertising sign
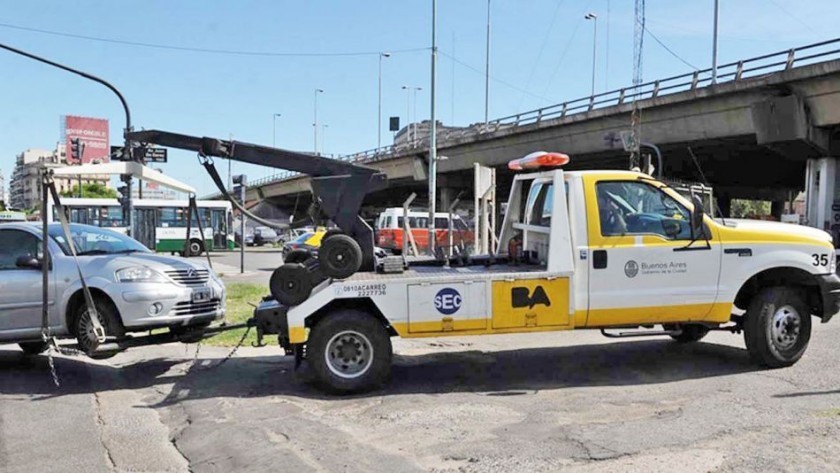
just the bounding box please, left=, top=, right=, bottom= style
left=64, top=115, right=109, bottom=164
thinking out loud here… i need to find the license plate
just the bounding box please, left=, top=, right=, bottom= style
left=192, top=288, right=212, bottom=303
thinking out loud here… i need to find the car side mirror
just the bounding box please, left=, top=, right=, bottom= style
left=662, top=219, right=681, bottom=238
left=16, top=255, right=42, bottom=270
left=690, top=194, right=705, bottom=239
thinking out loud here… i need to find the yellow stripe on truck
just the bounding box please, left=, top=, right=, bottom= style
left=581, top=301, right=733, bottom=327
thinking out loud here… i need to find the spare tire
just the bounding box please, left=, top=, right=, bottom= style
left=319, top=233, right=362, bottom=279
left=270, top=263, right=313, bottom=306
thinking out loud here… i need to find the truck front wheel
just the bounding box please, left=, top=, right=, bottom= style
left=307, top=310, right=392, bottom=394
left=744, top=287, right=812, bottom=368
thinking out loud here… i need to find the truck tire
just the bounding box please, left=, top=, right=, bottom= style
left=307, top=310, right=392, bottom=394
left=744, top=287, right=811, bottom=368
left=73, top=296, right=125, bottom=359
left=284, top=248, right=312, bottom=264
left=319, top=234, right=362, bottom=279
left=18, top=341, right=49, bottom=355
left=665, top=324, right=709, bottom=343
left=269, top=263, right=313, bottom=306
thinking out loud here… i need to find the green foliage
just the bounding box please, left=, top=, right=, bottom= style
left=731, top=199, right=771, bottom=219
left=203, top=283, right=271, bottom=347
left=60, top=183, right=118, bottom=199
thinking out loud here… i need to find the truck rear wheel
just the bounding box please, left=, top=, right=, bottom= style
left=744, top=287, right=811, bottom=368
left=269, top=263, right=313, bottom=306
left=307, top=310, right=392, bottom=394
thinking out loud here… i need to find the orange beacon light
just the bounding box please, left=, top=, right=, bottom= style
left=508, top=151, right=570, bottom=170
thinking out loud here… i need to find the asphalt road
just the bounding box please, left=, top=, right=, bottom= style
left=2, top=321, right=840, bottom=472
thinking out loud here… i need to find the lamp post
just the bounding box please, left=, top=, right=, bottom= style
left=401, top=85, right=422, bottom=143
left=272, top=113, right=281, bottom=148
left=321, top=124, right=329, bottom=156
left=428, top=0, right=438, bottom=256
left=484, top=0, right=491, bottom=127
left=378, top=52, right=391, bottom=150
left=585, top=12, right=598, bottom=98
left=712, top=0, right=720, bottom=83
left=313, top=88, right=324, bottom=155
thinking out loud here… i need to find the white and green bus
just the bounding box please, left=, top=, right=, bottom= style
left=48, top=198, right=234, bottom=255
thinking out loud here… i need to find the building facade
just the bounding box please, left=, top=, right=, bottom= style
left=9, top=144, right=110, bottom=210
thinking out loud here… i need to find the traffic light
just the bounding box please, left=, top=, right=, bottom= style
left=232, top=174, right=247, bottom=186
left=117, top=183, right=130, bottom=206
left=70, top=138, right=81, bottom=162
left=118, top=174, right=133, bottom=237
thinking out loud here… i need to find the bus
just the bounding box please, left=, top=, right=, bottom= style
left=47, top=198, right=234, bottom=255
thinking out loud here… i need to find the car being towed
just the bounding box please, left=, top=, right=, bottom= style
left=0, top=223, right=225, bottom=355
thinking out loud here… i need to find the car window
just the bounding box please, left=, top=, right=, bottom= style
left=0, top=229, right=41, bottom=270
left=596, top=181, right=692, bottom=239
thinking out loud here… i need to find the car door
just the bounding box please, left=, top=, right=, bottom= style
left=584, top=177, right=723, bottom=326
left=0, top=228, right=53, bottom=336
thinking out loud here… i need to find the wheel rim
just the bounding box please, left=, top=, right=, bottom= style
left=327, top=246, right=351, bottom=270
left=770, top=305, right=801, bottom=351
left=324, top=330, right=373, bottom=379
left=77, top=310, right=103, bottom=352
left=190, top=242, right=201, bottom=254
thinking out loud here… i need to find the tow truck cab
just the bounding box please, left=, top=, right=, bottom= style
left=256, top=163, right=840, bottom=393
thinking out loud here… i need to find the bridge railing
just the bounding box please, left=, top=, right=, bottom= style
left=239, top=37, right=840, bottom=194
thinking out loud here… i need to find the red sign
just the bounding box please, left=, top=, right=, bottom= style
left=64, top=115, right=109, bottom=164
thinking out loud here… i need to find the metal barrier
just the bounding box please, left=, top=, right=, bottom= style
left=222, top=37, right=840, bottom=198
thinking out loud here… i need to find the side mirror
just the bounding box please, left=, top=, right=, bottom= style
left=16, top=255, right=42, bottom=270
left=690, top=194, right=705, bottom=239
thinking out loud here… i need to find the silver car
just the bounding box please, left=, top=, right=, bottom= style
left=0, top=223, right=225, bottom=355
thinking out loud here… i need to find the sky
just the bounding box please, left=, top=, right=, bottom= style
left=1, top=0, right=838, bottom=197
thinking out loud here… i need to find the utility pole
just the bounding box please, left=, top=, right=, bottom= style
left=484, top=0, right=491, bottom=127
left=712, top=0, right=720, bottom=84
left=585, top=13, right=598, bottom=98
left=428, top=0, right=438, bottom=256
left=402, top=85, right=422, bottom=143
left=272, top=113, right=281, bottom=147
left=378, top=52, right=391, bottom=150
left=313, top=88, right=324, bottom=155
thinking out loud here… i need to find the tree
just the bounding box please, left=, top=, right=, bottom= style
left=731, top=199, right=771, bottom=219
left=60, top=183, right=118, bottom=199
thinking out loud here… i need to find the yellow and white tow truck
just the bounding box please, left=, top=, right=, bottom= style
left=246, top=151, right=840, bottom=393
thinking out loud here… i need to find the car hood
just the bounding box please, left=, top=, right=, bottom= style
left=716, top=218, right=833, bottom=246
left=76, top=252, right=213, bottom=275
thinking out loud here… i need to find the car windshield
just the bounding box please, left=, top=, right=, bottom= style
left=48, top=224, right=151, bottom=256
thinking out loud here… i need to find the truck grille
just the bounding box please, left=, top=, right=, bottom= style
left=165, top=268, right=210, bottom=285
left=171, top=299, right=221, bottom=316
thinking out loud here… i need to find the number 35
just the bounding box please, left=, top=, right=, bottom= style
left=812, top=254, right=829, bottom=266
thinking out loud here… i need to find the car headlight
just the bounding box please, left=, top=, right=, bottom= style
left=116, top=266, right=166, bottom=283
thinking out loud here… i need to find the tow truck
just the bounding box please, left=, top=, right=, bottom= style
left=126, top=131, right=840, bottom=394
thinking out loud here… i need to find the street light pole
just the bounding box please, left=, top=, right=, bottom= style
left=402, top=85, right=422, bottom=143
left=428, top=0, right=438, bottom=256
left=402, top=85, right=411, bottom=142
left=272, top=113, right=281, bottom=148
left=484, top=0, right=491, bottom=127
left=321, top=124, right=329, bottom=156
left=412, top=87, right=422, bottom=140
left=712, top=0, right=720, bottom=84
left=585, top=13, right=598, bottom=98
left=378, top=52, right=391, bottom=150
left=313, top=88, right=323, bottom=155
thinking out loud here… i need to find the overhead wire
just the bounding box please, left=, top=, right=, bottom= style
left=643, top=25, right=700, bottom=71
left=539, top=0, right=593, bottom=102
left=0, top=21, right=428, bottom=57
left=515, top=0, right=568, bottom=110
left=438, top=50, right=553, bottom=103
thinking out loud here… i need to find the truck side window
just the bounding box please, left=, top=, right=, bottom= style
left=596, top=181, right=692, bottom=240
left=526, top=183, right=553, bottom=227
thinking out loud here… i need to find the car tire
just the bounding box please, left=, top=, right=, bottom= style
left=18, top=341, right=49, bottom=355
left=665, top=324, right=709, bottom=343
left=269, top=263, right=313, bottom=306
left=73, top=296, right=125, bottom=359
left=319, top=234, right=363, bottom=279
left=744, top=287, right=812, bottom=368
left=284, top=248, right=313, bottom=264
left=307, top=309, right=392, bottom=394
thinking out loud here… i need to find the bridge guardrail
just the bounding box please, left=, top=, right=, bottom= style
left=234, top=37, right=840, bottom=196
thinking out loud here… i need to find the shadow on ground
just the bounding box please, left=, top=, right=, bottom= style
left=0, top=339, right=759, bottom=404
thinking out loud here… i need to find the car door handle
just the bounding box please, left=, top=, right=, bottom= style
left=593, top=250, right=608, bottom=269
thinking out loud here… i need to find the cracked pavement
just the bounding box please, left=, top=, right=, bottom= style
left=2, top=322, right=840, bottom=472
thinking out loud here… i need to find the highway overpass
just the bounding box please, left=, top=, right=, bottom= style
left=234, top=38, right=840, bottom=219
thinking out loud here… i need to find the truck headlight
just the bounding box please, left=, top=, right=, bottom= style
left=116, top=266, right=166, bottom=283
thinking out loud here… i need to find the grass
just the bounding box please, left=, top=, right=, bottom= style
left=203, top=282, right=271, bottom=347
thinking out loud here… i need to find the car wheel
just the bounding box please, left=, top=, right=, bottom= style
left=73, top=296, right=125, bottom=359
left=664, top=324, right=709, bottom=343
left=307, top=309, right=392, bottom=394
left=269, top=263, right=313, bottom=306
left=18, top=341, right=49, bottom=355
left=319, top=234, right=362, bottom=279
left=744, top=287, right=812, bottom=368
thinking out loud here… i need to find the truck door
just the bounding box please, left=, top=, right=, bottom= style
left=585, top=178, right=723, bottom=326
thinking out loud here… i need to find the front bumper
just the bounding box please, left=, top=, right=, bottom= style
left=110, top=279, right=226, bottom=330
left=817, top=273, right=840, bottom=323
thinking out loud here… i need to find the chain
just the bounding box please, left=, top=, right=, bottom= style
left=200, top=325, right=252, bottom=371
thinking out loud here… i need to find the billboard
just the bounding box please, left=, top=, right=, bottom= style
left=63, top=115, right=109, bottom=164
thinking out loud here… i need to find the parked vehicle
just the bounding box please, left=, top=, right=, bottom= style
left=252, top=226, right=281, bottom=246
left=375, top=208, right=473, bottom=255
left=257, top=152, right=840, bottom=393
left=282, top=230, right=325, bottom=258
left=0, top=223, right=226, bottom=356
